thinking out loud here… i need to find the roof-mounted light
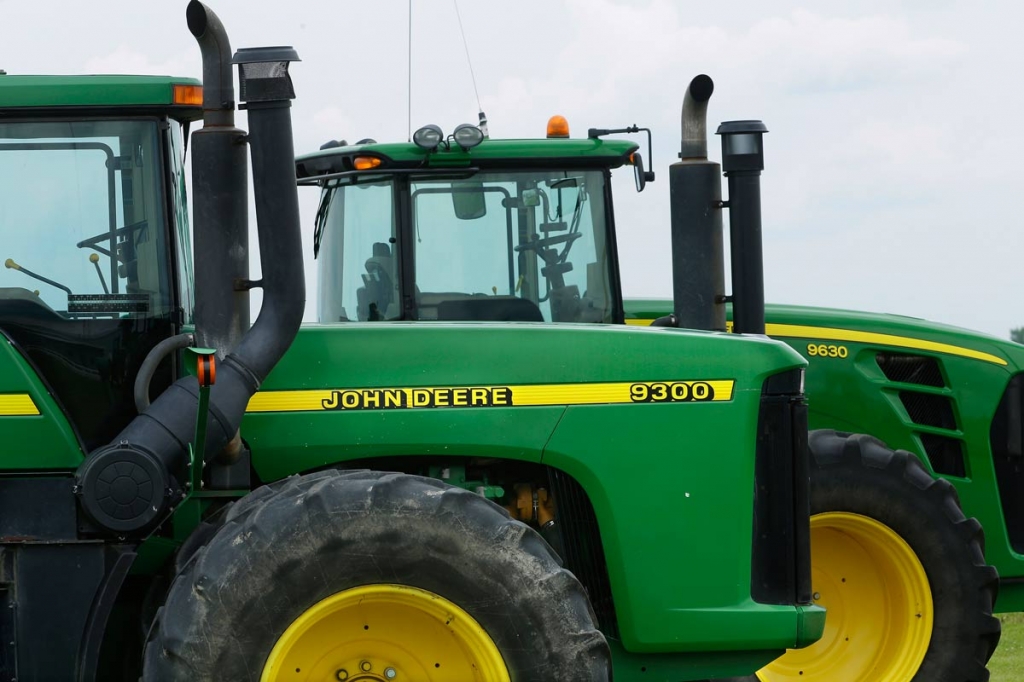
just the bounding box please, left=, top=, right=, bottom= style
left=453, top=123, right=484, bottom=150
left=172, top=84, right=203, bottom=106
left=547, top=115, right=570, bottom=138
left=413, top=124, right=444, bottom=151
left=353, top=156, right=382, bottom=170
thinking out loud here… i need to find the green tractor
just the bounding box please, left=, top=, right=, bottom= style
left=0, top=3, right=821, bottom=681
left=299, top=77, right=1002, bottom=681
left=627, top=303, right=1008, bottom=682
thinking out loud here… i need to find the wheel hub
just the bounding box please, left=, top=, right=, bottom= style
left=260, top=584, right=510, bottom=682
left=757, top=512, right=934, bottom=682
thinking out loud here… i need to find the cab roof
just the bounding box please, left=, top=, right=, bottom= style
left=295, top=138, right=640, bottom=182
left=0, top=74, right=203, bottom=121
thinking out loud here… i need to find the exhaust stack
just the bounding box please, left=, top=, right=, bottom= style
left=75, top=2, right=304, bottom=535
left=187, top=0, right=250, bottom=358
left=667, top=74, right=726, bottom=332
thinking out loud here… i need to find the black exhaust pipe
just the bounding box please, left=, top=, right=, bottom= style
left=187, top=0, right=250, bottom=357
left=717, top=120, right=768, bottom=335
left=667, top=75, right=727, bottom=332
left=75, top=4, right=304, bottom=535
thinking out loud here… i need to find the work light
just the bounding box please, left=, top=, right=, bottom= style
left=413, top=124, right=444, bottom=151
left=453, top=123, right=484, bottom=150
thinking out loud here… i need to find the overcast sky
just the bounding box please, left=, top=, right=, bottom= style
left=3, top=0, right=1022, bottom=337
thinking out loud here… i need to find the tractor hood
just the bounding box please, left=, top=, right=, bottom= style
left=626, top=299, right=1024, bottom=373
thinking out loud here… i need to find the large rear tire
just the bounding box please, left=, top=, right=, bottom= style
left=143, top=470, right=610, bottom=682
left=717, top=430, right=1000, bottom=682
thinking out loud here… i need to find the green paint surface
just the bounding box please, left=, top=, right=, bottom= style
left=627, top=298, right=1024, bottom=591
left=0, top=74, right=202, bottom=115
left=242, top=322, right=812, bottom=652
left=0, top=335, right=83, bottom=468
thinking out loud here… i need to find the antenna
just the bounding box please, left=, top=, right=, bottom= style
left=453, top=0, right=488, bottom=137
left=407, top=0, right=412, bottom=142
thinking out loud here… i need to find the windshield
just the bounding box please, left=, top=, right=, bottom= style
left=0, top=119, right=171, bottom=317
left=315, top=169, right=613, bottom=324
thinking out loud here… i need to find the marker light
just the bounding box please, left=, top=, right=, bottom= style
left=353, top=156, right=382, bottom=170
left=172, top=84, right=204, bottom=106
left=546, top=115, right=570, bottom=138
left=453, top=123, right=484, bottom=150
left=413, top=124, right=444, bottom=151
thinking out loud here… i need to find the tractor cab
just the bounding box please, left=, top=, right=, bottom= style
left=297, top=120, right=644, bottom=326
left=0, top=75, right=201, bottom=453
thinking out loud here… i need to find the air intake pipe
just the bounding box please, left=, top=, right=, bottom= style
left=667, top=75, right=727, bottom=332
left=75, top=3, right=304, bottom=534
left=717, top=119, right=768, bottom=335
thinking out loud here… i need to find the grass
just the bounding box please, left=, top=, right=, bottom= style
left=989, top=613, right=1024, bottom=680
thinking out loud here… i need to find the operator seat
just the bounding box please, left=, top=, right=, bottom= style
left=356, top=242, right=397, bottom=321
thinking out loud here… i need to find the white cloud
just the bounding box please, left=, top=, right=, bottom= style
left=5, top=0, right=1023, bottom=337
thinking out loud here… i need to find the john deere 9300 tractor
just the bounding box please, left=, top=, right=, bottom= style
left=299, top=77, right=1003, bottom=682
left=0, top=4, right=821, bottom=681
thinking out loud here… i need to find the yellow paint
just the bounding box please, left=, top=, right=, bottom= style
left=767, top=323, right=1006, bottom=366
left=260, top=583, right=510, bottom=682
left=758, top=512, right=934, bottom=682
left=806, top=343, right=849, bottom=359
left=624, top=317, right=1007, bottom=366
left=0, top=394, right=40, bottom=416
left=247, top=379, right=735, bottom=413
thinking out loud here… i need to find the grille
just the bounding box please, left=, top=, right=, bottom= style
left=547, top=468, right=618, bottom=638
left=920, top=434, right=966, bottom=478
left=877, top=353, right=945, bottom=387
left=899, top=391, right=957, bottom=430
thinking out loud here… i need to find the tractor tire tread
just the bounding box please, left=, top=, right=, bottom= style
left=143, top=469, right=609, bottom=682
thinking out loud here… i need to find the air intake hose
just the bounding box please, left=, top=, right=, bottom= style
left=75, top=2, right=304, bottom=534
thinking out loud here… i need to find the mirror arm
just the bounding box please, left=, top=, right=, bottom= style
left=588, top=124, right=656, bottom=182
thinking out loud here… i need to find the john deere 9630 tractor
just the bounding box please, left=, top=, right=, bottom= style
left=298, top=77, right=1003, bottom=682
left=0, top=4, right=821, bottom=680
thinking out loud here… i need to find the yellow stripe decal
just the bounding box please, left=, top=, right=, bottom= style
left=0, top=394, right=40, bottom=416
left=247, top=380, right=735, bottom=413
left=624, top=318, right=1006, bottom=366
left=764, top=323, right=1007, bottom=366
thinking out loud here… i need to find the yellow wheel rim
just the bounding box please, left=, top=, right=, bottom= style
left=757, top=512, right=933, bottom=682
left=260, top=584, right=510, bottom=682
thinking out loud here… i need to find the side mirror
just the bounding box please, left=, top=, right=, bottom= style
left=633, top=153, right=648, bottom=192
left=453, top=181, right=487, bottom=220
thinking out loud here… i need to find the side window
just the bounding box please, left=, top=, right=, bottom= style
left=0, top=119, right=175, bottom=451
left=0, top=120, right=170, bottom=316
left=317, top=181, right=397, bottom=322
left=1, top=145, right=123, bottom=311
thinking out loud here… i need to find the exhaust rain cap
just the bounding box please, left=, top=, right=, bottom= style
left=716, top=120, right=768, bottom=174
left=232, top=46, right=301, bottom=104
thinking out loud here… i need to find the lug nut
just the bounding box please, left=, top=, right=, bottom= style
left=360, top=660, right=373, bottom=672
left=813, top=592, right=821, bottom=601
left=335, top=671, right=348, bottom=681
left=384, top=668, right=397, bottom=679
